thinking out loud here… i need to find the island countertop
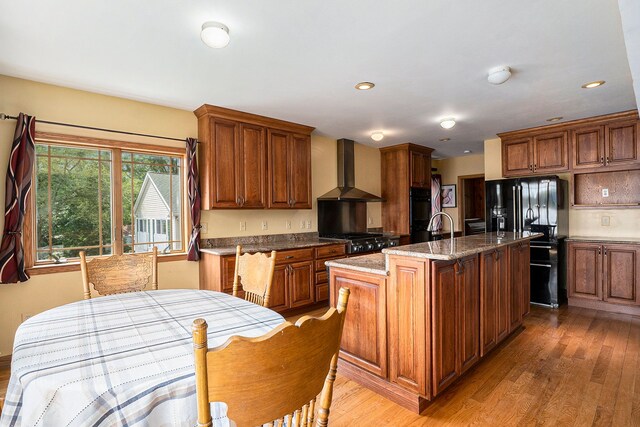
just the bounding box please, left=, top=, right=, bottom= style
left=382, top=231, right=543, bottom=260
left=325, top=253, right=387, bottom=276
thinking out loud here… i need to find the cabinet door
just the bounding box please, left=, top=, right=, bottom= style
left=533, top=131, right=568, bottom=173
left=605, top=121, right=639, bottom=167
left=267, top=130, right=291, bottom=208
left=495, top=247, right=510, bottom=342
left=288, top=261, right=314, bottom=308
left=480, top=250, right=497, bottom=356
left=289, top=134, right=312, bottom=209
left=457, top=256, right=480, bottom=374
left=519, top=243, right=531, bottom=317
left=603, top=245, right=639, bottom=305
left=431, top=261, right=458, bottom=396
left=221, top=256, right=237, bottom=294
left=211, top=119, right=240, bottom=207
left=502, top=138, right=533, bottom=177
left=568, top=243, right=602, bottom=300
left=238, top=124, right=266, bottom=208
left=410, top=151, right=426, bottom=188
left=268, top=264, right=290, bottom=312
left=509, top=244, right=523, bottom=331
left=330, top=269, right=387, bottom=377
left=572, top=126, right=605, bottom=169
left=388, top=256, right=428, bottom=397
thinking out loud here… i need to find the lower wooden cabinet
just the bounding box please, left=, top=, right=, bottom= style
left=288, top=261, right=314, bottom=308
left=568, top=241, right=639, bottom=309
left=330, top=269, right=387, bottom=378
left=508, top=242, right=530, bottom=331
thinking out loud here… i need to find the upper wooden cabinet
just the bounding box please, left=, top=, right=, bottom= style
left=195, top=104, right=314, bottom=210
left=380, top=144, right=434, bottom=234
left=499, top=110, right=639, bottom=177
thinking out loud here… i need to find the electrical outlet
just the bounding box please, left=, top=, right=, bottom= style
left=261, top=221, right=268, bottom=230
left=200, top=222, right=208, bottom=234
left=300, top=220, right=306, bottom=229
left=602, top=188, right=609, bottom=197
left=306, top=220, right=311, bottom=229
left=286, top=220, right=291, bottom=230
left=240, top=221, right=246, bottom=231
left=601, top=216, right=610, bottom=226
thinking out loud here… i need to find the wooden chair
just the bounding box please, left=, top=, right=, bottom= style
left=0, top=397, right=4, bottom=414
left=79, top=247, right=158, bottom=299
left=232, top=245, right=277, bottom=308
left=192, top=287, right=350, bottom=427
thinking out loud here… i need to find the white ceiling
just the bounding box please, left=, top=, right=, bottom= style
left=0, top=0, right=636, bottom=158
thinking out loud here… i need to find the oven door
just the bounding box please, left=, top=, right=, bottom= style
left=529, top=243, right=559, bottom=307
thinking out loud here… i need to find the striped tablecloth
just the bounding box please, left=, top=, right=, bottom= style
left=1, top=289, right=284, bottom=426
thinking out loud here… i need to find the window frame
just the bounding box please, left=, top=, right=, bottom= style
left=25, top=132, right=190, bottom=275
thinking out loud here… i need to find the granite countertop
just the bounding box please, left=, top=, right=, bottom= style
left=382, top=231, right=543, bottom=260
left=566, top=236, right=640, bottom=244
left=325, top=253, right=387, bottom=276
left=200, top=233, right=348, bottom=256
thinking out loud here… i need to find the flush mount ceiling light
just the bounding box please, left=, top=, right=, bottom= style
left=464, top=150, right=472, bottom=154
left=546, top=116, right=563, bottom=122
left=439, top=137, right=450, bottom=142
left=487, top=66, right=512, bottom=85
left=201, top=21, right=230, bottom=48
left=440, top=118, right=456, bottom=129
left=371, top=131, right=384, bottom=142
left=355, top=82, right=375, bottom=90
left=581, top=80, right=605, bottom=89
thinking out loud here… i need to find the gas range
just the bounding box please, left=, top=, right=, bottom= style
left=321, top=232, right=401, bottom=254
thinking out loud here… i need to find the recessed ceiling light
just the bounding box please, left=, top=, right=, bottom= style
left=464, top=150, right=472, bottom=154
left=440, top=118, right=456, bottom=129
left=581, top=80, right=605, bottom=89
left=439, top=138, right=450, bottom=142
left=355, top=82, right=375, bottom=90
left=371, top=131, right=384, bottom=142
left=487, top=66, right=512, bottom=85
left=201, top=22, right=230, bottom=48
left=546, top=116, right=563, bottom=122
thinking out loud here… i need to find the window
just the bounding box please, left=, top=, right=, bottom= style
left=31, top=134, right=186, bottom=266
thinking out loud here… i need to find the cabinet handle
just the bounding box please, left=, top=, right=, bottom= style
left=606, top=156, right=610, bottom=163
left=598, top=247, right=601, bottom=255
left=600, top=156, right=604, bottom=164
left=285, top=255, right=294, bottom=259
left=292, top=198, right=296, bottom=206
left=236, top=197, right=241, bottom=205
left=604, top=248, right=607, bottom=256
left=534, top=163, right=537, bottom=171
left=455, top=260, right=465, bottom=275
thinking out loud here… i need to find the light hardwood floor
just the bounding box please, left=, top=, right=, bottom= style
left=1, top=305, right=638, bottom=426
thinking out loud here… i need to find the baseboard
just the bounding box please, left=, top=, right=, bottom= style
left=569, top=297, right=640, bottom=316
left=0, top=354, right=11, bottom=370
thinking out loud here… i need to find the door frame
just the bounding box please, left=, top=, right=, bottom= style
left=457, top=174, right=485, bottom=236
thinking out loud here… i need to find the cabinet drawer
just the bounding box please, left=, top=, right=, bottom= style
left=316, top=283, right=329, bottom=302
left=275, top=248, right=314, bottom=264
left=315, top=271, right=328, bottom=284
left=315, top=255, right=346, bottom=272
left=315, top=244, right=346, bottom=259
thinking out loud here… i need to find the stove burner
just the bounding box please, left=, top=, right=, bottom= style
left=320, top=233, right=400, bottom=254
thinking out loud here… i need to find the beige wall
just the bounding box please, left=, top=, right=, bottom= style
left=483, top=137, right=640, bottom=239
left=0, top=74, right=382, bottom=355
left=432, top=154, right=485, bottom=231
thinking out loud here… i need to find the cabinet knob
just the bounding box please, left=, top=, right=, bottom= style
left=236, top=197, right=241, bottom=205
left=285, top=255, right=294, bottom=259
left=600, top=156, right=604, bottom=164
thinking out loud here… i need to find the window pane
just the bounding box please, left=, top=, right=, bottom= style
left=122, top=151, right=183, bottom=254
left=35, top=144, right=113, bottom=261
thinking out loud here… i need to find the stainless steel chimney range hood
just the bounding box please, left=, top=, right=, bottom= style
left=317, top=138, right=384, bottom=202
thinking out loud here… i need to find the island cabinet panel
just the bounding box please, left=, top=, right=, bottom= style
left=519, top=242, right=531, bottom=317
left=457, top=256, right=480, bottom=375
left=330, top=269, right=387, bottom=378
left=508, top=243, right=524, bottom=331
left=481, top=247, right=510, bottom=357
left=388, top=256, right=429, bottom=397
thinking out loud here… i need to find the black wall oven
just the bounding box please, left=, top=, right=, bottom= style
left=410, top=187, right=431, bottom=243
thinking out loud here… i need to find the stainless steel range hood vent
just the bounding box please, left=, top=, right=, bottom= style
left=317, top=138, right=384, bottom=202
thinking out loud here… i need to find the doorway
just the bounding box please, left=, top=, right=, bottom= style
left=457, top=174, right=486, bottom=236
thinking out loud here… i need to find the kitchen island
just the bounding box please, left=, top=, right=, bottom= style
left=326, top=231, right=542, bottom=413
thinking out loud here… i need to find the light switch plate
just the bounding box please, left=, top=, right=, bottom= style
left=286, top=220, right=291, bottom=230
left=240, top=221, right=246, bottom=231
left=261, top=221, right=268, bottom=230
left=602, top=188, right=609, bottom=197
left=200, top=222, right=208, bottom=234
left=601, top=216, right=610, bottom=226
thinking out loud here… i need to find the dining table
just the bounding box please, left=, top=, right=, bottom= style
left=0, top=289, right=285, bottom=427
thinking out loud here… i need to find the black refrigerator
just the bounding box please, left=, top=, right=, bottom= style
left=485, top=176, right=568, bottom=308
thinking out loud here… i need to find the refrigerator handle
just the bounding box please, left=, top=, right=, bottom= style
left=518, top=185, right=523, bottom=232
left=512, top=186, right=517, bottom=233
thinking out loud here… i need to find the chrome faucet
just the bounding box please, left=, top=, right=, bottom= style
left=427, top=212, right=455, bottom=242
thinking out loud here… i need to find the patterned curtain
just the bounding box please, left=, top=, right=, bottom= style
left=431, top=174, right=442, bottom=232
left=186, top=137, right=201, bottom=261
left=0, top=113, right=36, bottom=283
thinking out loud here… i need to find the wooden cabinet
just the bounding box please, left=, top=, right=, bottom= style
left=572, top=126, right=605, bottom=169
left=431, top=255, right=479, bottom=396
left=480, top=246, right=508, bottom=356
left=314, top=244, right=347, bottom=303
left=568, top=241, right=639, bottom=309
left=195, top=104, right=314, bottom=210
left=508, top=242, right=530, bottom=331
left=381, top=144, right=434, bottom=234
left=330, top=268, right=387, bottom=378
left=605, top=121, right=639, bottom=167
left=267, top=131, right=312, bottom=209
left=287, top=261, right=314, bottom=308
left=270, top=264, right=290, bottom=311
left=388, top=256, right=428, bottom=397
left=501, top=132, right=568, bottom=177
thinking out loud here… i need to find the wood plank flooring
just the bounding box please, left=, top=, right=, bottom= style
left=1, top=305, right=638, bottom=426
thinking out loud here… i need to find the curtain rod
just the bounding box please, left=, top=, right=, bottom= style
left=0, top=113, right=192, bottom=143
